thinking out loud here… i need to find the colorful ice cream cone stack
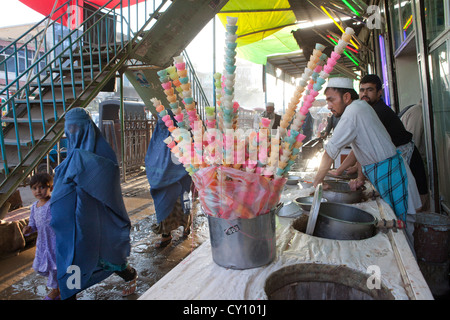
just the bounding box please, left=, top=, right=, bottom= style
left=151, top=21, right=354, bottom=186
left=151, top=97, right=166, bottom=120
left=276, top=29, right=354, bottom=177
left=221, top=16, right=239, bottom=130
left=172, top=56, right=201, bottom=130
left=156, top=68, right=179, bottom=132
left=151, top=97, right=174, bottom=133
left=172, top=56, right=185, bottom=96
left=277, top=43, right=326, bottom=138
left=214, top=72, right=222, bottom=104
left=205, top=106, right=216, bottom=129
left=272, top=44, right=325, bottom=178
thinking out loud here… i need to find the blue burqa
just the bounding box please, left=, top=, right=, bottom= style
left=50, top=108, right=131, bottom=299
left=145, top=115, right=191, bottom=224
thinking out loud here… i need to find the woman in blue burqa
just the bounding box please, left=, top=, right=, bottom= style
left=50, top=108, right=137, bottom=299
left=145, top=111, right=192, bottom=248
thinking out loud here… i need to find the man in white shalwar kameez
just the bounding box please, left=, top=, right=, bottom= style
left=313, top=78, right=421, bottom=249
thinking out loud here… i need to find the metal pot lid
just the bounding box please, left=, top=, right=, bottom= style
left=306, top=183, right=323, bottom=235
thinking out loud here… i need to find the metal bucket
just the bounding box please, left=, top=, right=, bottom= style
left=207, top=209, right=276, bottom=270
left=414, top=213, right=450, bottom=263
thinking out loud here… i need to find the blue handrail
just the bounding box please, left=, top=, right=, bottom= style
left=0, top=0, right=211, bottom=200
left=0, top=0, right=169, bottom=177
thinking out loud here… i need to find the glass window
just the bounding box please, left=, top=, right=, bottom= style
left=428, top=41, right=450, bottom=205
left=18, top=49, right=26, bottom=73
left=424, top=0, right=446, bottom=44
left=400, top=0, right=414, bottom=40
left=6, top=57, right=15, bottom=74
left=390, top=0, right=402, bottom=50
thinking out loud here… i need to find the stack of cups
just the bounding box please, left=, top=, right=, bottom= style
left=221, top=16, right=238, bottom=130
left=205, top=106, right=216, bottom=129
left=214, top=72, right=222, bottom=103
left=213, top=73, right=224, bottom=131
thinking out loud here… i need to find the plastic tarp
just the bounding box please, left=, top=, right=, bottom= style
left=236, top=26, right=301, bottom=65
left=218, top=0, right=300, bottom=65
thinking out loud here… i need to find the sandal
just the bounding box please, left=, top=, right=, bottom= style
left=121, top=275, right=138, bottom=297
left=44, top=288, right=60, bottom=300
left=153, top=234, right=172, bottom=248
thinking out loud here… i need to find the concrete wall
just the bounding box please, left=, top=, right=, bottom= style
left=394, top=41, right=422, bottom=111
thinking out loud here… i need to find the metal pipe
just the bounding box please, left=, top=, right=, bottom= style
left=120, top=72, right=126, bottom=182
left=21, top=0, right=59, bottom=99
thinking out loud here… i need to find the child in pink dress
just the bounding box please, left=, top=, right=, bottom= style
left=23, top=173, right=59, bottom=300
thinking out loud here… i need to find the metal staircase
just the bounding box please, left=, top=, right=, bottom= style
left=0, top=0, right=228, bottom=210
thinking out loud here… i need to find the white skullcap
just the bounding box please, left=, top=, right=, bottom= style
left=326, top=77, right=354, bottom=90
left=266, top=102, right=275, bottom=107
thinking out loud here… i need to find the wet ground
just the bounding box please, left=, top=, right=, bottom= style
left=0, top=171, right=209, bottom=300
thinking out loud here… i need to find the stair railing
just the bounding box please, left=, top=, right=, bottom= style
left=0, top=0, right=169, bottom=189
left=182, top=50, right=211, bottom=122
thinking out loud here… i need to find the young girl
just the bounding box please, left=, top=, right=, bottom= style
left=22, top=173, right=59, bottom=300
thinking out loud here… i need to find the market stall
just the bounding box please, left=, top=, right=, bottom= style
left=139, top=17, right=433, bottom=300
left=139, top=182, right=433, bottom=300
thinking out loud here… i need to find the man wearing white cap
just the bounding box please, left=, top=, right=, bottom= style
left=261, top=102, right=281, bottom=129
left=313, top=77, right=421, bottom=246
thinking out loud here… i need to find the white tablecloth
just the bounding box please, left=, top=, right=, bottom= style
left=139, top=179, right=433, bottom=300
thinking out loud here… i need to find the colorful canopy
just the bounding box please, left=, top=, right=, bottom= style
left=218, top=0, right=300, bottom=65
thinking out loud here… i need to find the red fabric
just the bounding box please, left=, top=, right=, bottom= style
left=19, top=0, right=74, bottom=25
left=19, top=0, right=146, bottom=26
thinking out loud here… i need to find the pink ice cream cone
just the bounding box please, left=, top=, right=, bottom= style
left=161, top=82, right=172, bottom=90
left=324, top=65, right=334, bottom=74
left=331, top=51, right=341, bottom=60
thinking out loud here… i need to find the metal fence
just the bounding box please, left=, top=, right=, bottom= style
left=123, top=113, right=155, bottom=172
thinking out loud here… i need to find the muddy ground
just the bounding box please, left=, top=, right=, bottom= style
left=0, top=171, right=209, bottom=300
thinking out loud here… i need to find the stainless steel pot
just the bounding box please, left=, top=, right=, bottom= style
left=313, top=202, right=376, bottom=240
left=322, top=180, right=364, bottom=204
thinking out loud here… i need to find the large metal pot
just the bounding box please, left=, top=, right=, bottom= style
left=313, top=202, right=376, bottom=240
left=207, top=204, right=281, bottom=270
left=322, top=180, right=364, bottom=204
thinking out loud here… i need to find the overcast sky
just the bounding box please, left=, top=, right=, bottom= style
left=0, top=1, right=45, bottom=27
